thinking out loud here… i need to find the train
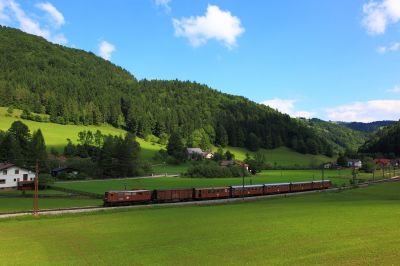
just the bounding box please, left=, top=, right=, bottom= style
left=103, top=180, right=332, bottom=207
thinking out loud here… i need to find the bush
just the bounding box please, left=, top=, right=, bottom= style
left=186, top=161, right=250, bottom=178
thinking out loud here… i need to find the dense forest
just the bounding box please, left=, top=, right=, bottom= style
left=359, top=121, right=400, bottom=157
left=0, top=26, right=335, bottom=155
left=306, top=119, right=368, bottom=153
left=339, top=121, right=395, bottom=133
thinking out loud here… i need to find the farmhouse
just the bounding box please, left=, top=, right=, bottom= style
left=374, top=159, right=391, bottom=167
left=186, top=148, right=204, bottom=159
left=186, top=148, right=214, bottom=159
left=0, top=163, right=36, bottom=190
left=51, top=166, right=79, bottom=177
left=347, top=159, right=362, bottom=169
left=220, top=160, right=249, bottom=171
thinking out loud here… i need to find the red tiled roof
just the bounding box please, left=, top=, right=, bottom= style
left=374, top=159, right=391, bottom=165
left=0, top=163, right=14, bottom=170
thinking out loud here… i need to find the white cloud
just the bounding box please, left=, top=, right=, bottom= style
left=326, top=100, right=400, bottom=122
left=377, top=46, right=387, bottom=53
left=0, top=0, right=67, bottom=45
left=387, top=85, right=400, bottom=92
left=376, top=41, right=400, bottom=53
left=99, top=40, right=116, bottom=60
left=36, top=2, right=65, bottom=28
left=262, top=98, right=315, bottom=119
left=362, top=0, right=400, bottom=35
left=154, top=0, right=171, bottom=13
left=172, top=5, right=245, bottom=49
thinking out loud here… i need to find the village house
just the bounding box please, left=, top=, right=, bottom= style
left=220, top=160, right=249, bottom=171
left=186, top=148, right=214, bottom=159
left=374, top=159, right=391, bottom=167
left=0, top=163, right=36, bottom=190
left=347, top=159, right=362, bottom=169
left=51, top=166, right=79, bottom=177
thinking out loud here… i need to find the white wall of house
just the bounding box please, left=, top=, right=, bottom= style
left=0, top=166, right=36, bottom=189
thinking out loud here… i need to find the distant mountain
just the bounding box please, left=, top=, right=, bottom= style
left=0, top=26, right=335, bottom=156
left=339, top=121, right=396, bottom=133
left=305, top=119, right=368, bottom=153
left=359, top=121, right=400, bottom=156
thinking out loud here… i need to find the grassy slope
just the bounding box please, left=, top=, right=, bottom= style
left=54, top=169, right=384, bottom=194
left=0, top=107, right=334, bottom=169
left=0, top=183, right=399, bottom=265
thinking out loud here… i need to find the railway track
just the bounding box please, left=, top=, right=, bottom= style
left=1, top=177, right=399, bottom=219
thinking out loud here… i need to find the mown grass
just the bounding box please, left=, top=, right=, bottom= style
left=0, top=182, right=399, bottom=265
left=54, top=169, right=386, bottom=194
left=0, top=197, right=101, bottom=213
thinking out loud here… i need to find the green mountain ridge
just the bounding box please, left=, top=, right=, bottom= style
left=359, top=121, right=400, bottom=156
left=0, top=26, right=366, bottom=156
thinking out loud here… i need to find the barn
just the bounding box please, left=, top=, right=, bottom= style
left=0, top=163, right=36, bottom=190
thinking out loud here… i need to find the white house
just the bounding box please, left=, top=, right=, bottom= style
left=0, top=163, right=36, bottom=190
left=347, top=159, right=362, bottom=169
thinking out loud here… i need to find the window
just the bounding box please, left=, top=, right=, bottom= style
left=0, top=179, right=5, bottom=184
left=14, top=179, right=16, bottom=182
left=15, top=169, right=19, bottom=174
left=2, top=170, right=7, bottom=175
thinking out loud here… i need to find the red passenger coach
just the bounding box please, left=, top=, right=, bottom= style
left=155, top=188, right=194, bottom=202
left=194, top=187, right=230, bottom=200
left=322, top=180, right=332, bottom=189
left=231, top=185, right=264, bottom=197
left=104, top=190, right=152, bottom=206
left=290, top=182, right=313, bottom=192
left=264, top=183, right=290, bottom=194
left=312, top=181, right=324, bottom=189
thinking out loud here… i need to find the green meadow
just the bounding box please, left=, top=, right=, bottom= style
left=0, top=197, right=101, bottom=213
left=0, top=182, right=399, bottom=265
left=54, top=169, right=385, bottom=195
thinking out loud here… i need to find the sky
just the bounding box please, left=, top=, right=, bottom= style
left=1, top=0, right=400, bottom=122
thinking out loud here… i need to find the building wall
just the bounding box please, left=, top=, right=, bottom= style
left=0, top=166, right=36, bottom=189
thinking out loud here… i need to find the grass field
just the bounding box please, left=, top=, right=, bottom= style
left=0, top=197, right=101, bottom=213
left=0, top=182, right=399, bottom=265
left=0, top=107, right=334, bottom=168
left=54, top=169, right=385, bottom=194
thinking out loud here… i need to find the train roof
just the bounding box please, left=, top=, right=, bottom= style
left=194, top=186, right=230, bottom=190
left=155, top=188, right=193, bottom=191
left=107, top=190, right=151, bottom=193
left=231, top=184, right=264, bottom=189
left=264, top=182, right=291, bottom=186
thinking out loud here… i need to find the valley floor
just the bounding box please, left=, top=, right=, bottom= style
left=0, top=182, right=399, bottom=265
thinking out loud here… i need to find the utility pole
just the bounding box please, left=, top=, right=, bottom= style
left=242, top=167, right=245, bottom=200
left=33, top=160, right=39, bottom=216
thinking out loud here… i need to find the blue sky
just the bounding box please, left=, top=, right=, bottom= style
left=1, top=0, right=400, bottom=122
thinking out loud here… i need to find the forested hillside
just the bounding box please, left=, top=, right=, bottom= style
left=339, top=121, right=395, bottom=133
left=306, top=119, right=367, bottom=153
left=359, top=121, right=400, bottom=156
left=0, top=26, right=334, bottom=155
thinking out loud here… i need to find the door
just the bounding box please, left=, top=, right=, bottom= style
left=23, top=174, right=28, bottom=181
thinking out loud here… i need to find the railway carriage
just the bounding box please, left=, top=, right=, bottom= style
left=230, top=184, right=264, bottom=197
left=154, top=188, right=194, bottom=203
left=290, top=181, right=313, bottom=192
left=264, top=183, right=291, bottom=194
left=104, top=190, right=152, bottom=206
left=194, top=187, right=230, bottom=200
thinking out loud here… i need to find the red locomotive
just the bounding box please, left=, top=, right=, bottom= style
left=103, top=180, right=332, bottom=206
